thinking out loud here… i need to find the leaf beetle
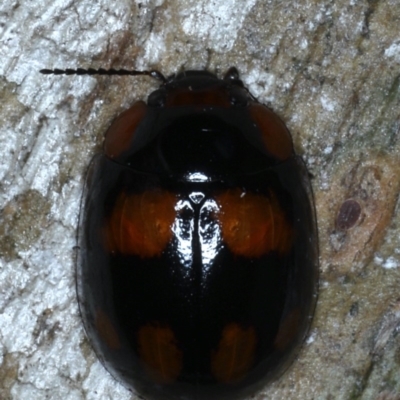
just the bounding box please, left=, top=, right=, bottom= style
left=41, top=67, right=318, bottom=400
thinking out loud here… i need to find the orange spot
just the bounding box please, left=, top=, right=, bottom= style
left=104, top=190, right=176, bottom=257
left=104, top=101, right=147, bottom=159
left=273, top=308, right=301, bottom=351
left=249, top=103, right=293, bottom=161
left=211, top=323, right=257, bottom=383
left=166, top=87, right=231, bottom=108
left=95, top=308, right=121, bottom=350
left=137, top=322, right=183, bottom=384
left=215, top=189, right=293, bottom=257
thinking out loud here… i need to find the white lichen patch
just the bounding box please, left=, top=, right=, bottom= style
left=384, top=41, right=400, bottom=63
left=179, top=0, right=257, bottom=52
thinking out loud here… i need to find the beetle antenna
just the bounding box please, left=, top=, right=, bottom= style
left=39, top=68, right=167, bottom=83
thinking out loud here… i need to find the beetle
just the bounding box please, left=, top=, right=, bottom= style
left=41, top=67, right=318, bottom=400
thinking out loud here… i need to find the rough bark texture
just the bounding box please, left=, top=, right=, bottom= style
left=0, top=0, right=399, bottom=399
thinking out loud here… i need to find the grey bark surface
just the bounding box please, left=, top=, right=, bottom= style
left=0, top=0, right=399, bottom=399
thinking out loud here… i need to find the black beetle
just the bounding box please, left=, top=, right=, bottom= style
left=42, top=67, right=318, bottom=400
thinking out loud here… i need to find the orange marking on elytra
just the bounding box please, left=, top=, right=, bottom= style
left=215, top=190, right=293, bottom=257
left=95, top=308, right=121, bottom=350
left=104, top=190, right=176, bottom=257
left=211, top=323, right=257, bottom=383
left=274, top=308, right=302, bottom=352
left=137, top=322, right=183, bottom=384
left=249, top=103, right=293, bottom=161
left=104, top=101, right=147, bottom=159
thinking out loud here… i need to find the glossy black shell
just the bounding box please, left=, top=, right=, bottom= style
left=77, top=69, right=318, bottom=400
